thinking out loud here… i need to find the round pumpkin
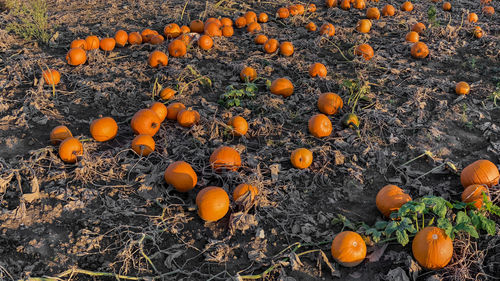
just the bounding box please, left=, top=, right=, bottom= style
left=150, top=35, right=164, bottom=45
left=130, top=109, right=161, bottom=136
left=66, top=48, right=87, bottom=66
left=460, top=159, right=499, bottom=188
left=462, top=184, right=489, bottom=209
left=258, top=12, right=268, bottom=23
left=148, top=50, right=168, bottom=68
left=131, top=134, right=155, bottom=156
left=164, top=161, right=197, bottom=192
left=354, top=43, right=374, bottom=61
left=482, top=6, right=494, bottom=16
left=198, top=35, right=214, bottom=50
left=180, top=25, right=190, bottom=34
left=353, top=0, right=366, bottom=9
left=308, top=3, right=317, bottom=12
left=204, top=22, right=222, bottom=37
left=233, top=183, right=259, bottom=201
left=59, top=137, right=83, bottom=163
left=150, top=102, right=168, bottom=123
left=98, top=38, right=115, bottom=51
left=411, top=22, right=426, bottom=34
left=270, top=78, right=294, bottom=97
left=412, top=227, right=453, bottom=270
left=340, top=0, right=350, bottom=10
left=366, top=7, right=380, bottom=19
left=279, top=42, right=294, bottom=56
left=164, top=23, right=181, bottom=38
left=90, top=117, right=118, bottom=142
left=264, top=38, right=279, bottom=53
left=228, top=116, right=249, bottom=136
left=128, top=32, right=143, bottom=45
left=375, top=185, right=412, bottom=217
left=209, top=146, right=241, bottom=172
left=168, top=40, right=187, bottom=57
left=114, top=30, right=128, bottom=47
left=401, top=1, right=413, bottom=12
left=70, top=39, right=87, bottom=50
left=190, top=20, right=205, bottom=33
left=331, top=231, right=367, bottom=267
left=308, top=114, right=332, bottom=138
left=221, top=17, right=233, bottom=27
left=382, top=4, right=395, bottom=16
left=255, top=34, right=268, bottom=44
left=160, top=88, right=176, bottom=100
left=290, top=148, right=313, bottom=169
left=325, top=0, right=338, bottom=8
left=42, top=69, right=60, bottom=85
left=240, top=66, right=257, bottom=82
left=222, top=26, right=234, bottom=37
left=246, top=22, right=262, bottom=34
left=244, top=11, right=257, bottom=24
left=305, top=22, right=317, bottom=32
left=356, top=19, right=372, bottom=33
left=473, top=26, right=484, bottom=38
left=277, top=7, right=290, bottom=19
left=309, top=63, right=327, bottom=78
left=196, top=186, right=230, bottom=222
left=319, top=23, right=335, bottom=37
left=235, top=17, right=247, bottom=28
left=410, top=42, right=429, bottom=59
left=455, top=81, right=470, bottom=95
left=405, top=31, right=419, bottom=42
left=442, top=2, right=451, bottom=11
left=85, top=35, right=99, bottom=50
left=467, top=13, right=478, bottom=23
left=50, top=125, right=72, bottom=145
left=318, top=92, right=343, bottom=115
left=166, top=102, right=186, bottom=120
left=177, top=109, right=200, bottom=127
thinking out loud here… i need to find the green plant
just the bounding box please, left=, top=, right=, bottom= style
left=427, top=5, right=440, bottom=27
left=461, top=104, right=473, bottom=128
left=342, top=79, right=370, bottom=113
left=6, top=0, right=51, bottom=44
left=333, top=195, right=498, bottom=246
left=218, top=82, right=257, bottom=108
left=489, top=82, right=500, bottom=107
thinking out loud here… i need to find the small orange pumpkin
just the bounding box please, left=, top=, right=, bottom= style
left=222, top=26, right=234, bottom=37
left=59, top=137, right=83, bottom=163
left=412, top=227, right=453, bottom=270
left=114, top=30, right=128, bottom=47
left=270, top=78, right=294, bottom=97
left=50, top=125, right=72, bottom=145
left=246, top=22, right=262, bottom=34
left=148, top=50, right=168, bottom=68
left=70, top=39, right=87, bottom=50
left=340, top=0, right=351, bottom=10
left=205, top=18, right=222, bottom=28
left=130, top=109, right=161, bottom=136
left=166, top=102, right=186, bottom=120
left=290, top=148, right=313, bottom=169
left=85, top=35, right=99, bottom=50
left=462, top=184, right=489, bottom=209
left=42, top=69, right=61, bottom=85
left=354, top=43, right=374, bottom=60
left=99, top=38, right=116, bottom=51
left=255, top=34, right=268, bottom=44
left=411, top=22, right=426, bottom=34
left=164, top=161, right=198, bottom=192
left=356, top=19, right=372, bottom=33
left=190, top=20, right=205, bottom=33
left=305, top=22, right=317, bottom=32
left=279, top=41, right=294, bottom=56
left=309, top=63, right=327, bottom=78
left=221, top=17, right=233, bottom=27
left=375, top=185, right=412, bottom=217
left=442, top=2, right=451, bottom=11
left=308, top=3, right=318, bottom=12
left=410, top=42, right=429, bottom=59
left=258, top=12, right=268, bottom=23
left=382, top=4, right=395, bottom=16
left=149, top=35, right=165, bottom=45
left=210, top=146, right=242, bottom=172
left=318, top=92, right=343, bottom=115
left=460, top=159, right=499, bottom=188
left=455, top=81, right=470, bottom=95
left=196, top=186, right=230, bottom=222
left=164, top=23, right=181, bottom=38
left=331, top=231, right=367, bottom=267
left=90, top=117, right=118, bottom=142
left=366, top=7, right=380, bottom=19
left=482, top=6, right=494, bottom=16
left=468, top=13, right=478, bottom=23
left=263, top=38, right=279, bottom=53
left=168, top=40, right=187, bottom=57
left=66, top=48, right=87, bottom=66
left=235, top=17, right=247, bottom=28
left=308, top=114, right=332, bottom=138
left=405, top=31, right=419, bottom=42
left=233, top=183, right=259, bottom=201
left=180, top=25, right=190, bottom=34
left=244, top=11, right=258, bottom=24
left=319, top=23, right=335, bottom=36
left=141, top=29, right=158, bottom=42
left=177, top=109, right=201, bottom=127
left=277, top=7, right=290, bottom=19
left=204, top=22, right=222, bottom=37
left=325, top=0, right=338, bottom=8
left=353, top=0, right=366, bottom=9
left=228, top=116, right=248, bottom=136
left=128, top=32, right=143, bottom=45
left=473, top=26, right=484, bottom=38
left=198, top=35, right=214, bottom=50
left=150, top=102, right=168, bottom=123
left=131, top=134, right=155, bottom=156
left=401, top=1, right=413, bottom=12
left=160, top=88, right=176, bottom=100
left=240, top=66, right=257, bottom=82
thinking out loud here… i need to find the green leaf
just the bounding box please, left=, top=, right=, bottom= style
left=389, top=212, right=399, bottom=220
left=479, top=215, right=496, bottom=235
left=456, top=211, right=470, bottom=225
left=452, top=202, right=468, bottom=210
left=365, top=228, right=382, bottom=243
left=469, top=210, right=481, bottom=229
left=234, top=99, right=240, bottom=106
left=375, top=221, right=388, bottom=230
left=385, top=221, right=398, bottom=235
left=395, top=230, right=409, bottom=246
left=437, top=218, right=453, bottom=238
left=456, top=224, right=479, bottom=238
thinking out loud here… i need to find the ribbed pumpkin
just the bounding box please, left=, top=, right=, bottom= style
left=164, top=161, right=197, bottom=192
left=66, top=48, right=87, bottom=66
left=59, top=137, right=83, bottom=163
left=412, top=227, right=453, bottom=270
left=90, top=117, right=118, bottom=142
left=308, top=114, right=332, bottom=138
left=460, top=159, right=499, bottom=188
left=130, top=109, right=161, bottom=136
left=131, top=134, right=155, bottom=156
left=375, top=185, right=412, bottom=217
left=309, top=63, right=327, bottom=78
left=290, top=148, right=313, bottom=169
left=331, top=231, right=367, bottom=267
left=42, top=69, right=61, bottom=85
left=455, top=82, right=470, bottom=95
left=177, top=109, right=200, bottom=127
left=209, top=146, right=241, bottom=172
left=318, top=92, right=343, bottom=115
left=196, top=186, right=230, bottom=222
left=462, top=184, right=489, bottom=209
left=240, top=66, right=257, bottom=82
left=150, top=102, right=168, bottom=123
left=228, top=116, right=249, bottom=136
left=50, top=125, right=72, bottom=145
left=148, top=50, right=168, bottom=68
left=233, top=183, right=259, bottom=201
left=166, top=102, right=186, bottom=120
left=270, top=78, right=294, bottom=97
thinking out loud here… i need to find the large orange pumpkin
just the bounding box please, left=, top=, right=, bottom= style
left=317, top=92, right=343, bottom=115
left=375, top=185, right=412, bottom=217
left=148, top=50, right=168, bottom=68
left=131, top=134, right=155, bottom=156
left=59, top=137, right=83, bottom=163
left=164, top=161, right=197, bottom=192
left=309, top=63, right=327, bottom=78
left=290, top=148, right=313, bottom=169
left=177, top=109, right=200, bottom=127
left=308, top=114, right=332, bottom=138
left=130, top=109, right=161, bottom=136
left=331, top=231, right=367, bottom=267
left=209, top=146, right=241, bottom=172
left=270, top=78, right=294, bottom=97
left=196, top=186, right=230, bottom=222
left=460, top=159, right=499, bottom=188
left=410, top=42, right=429, bottom=59
left=462, top=184, right=489, bottom=209
left=228, top=116, right=248, bottom=136
left=150, top=102, right=168, bottom=123
left=412, top=227, right=453, bottom=270
left=66, top=48, right=87, bottom=66
left=166, top=102, right=186, bottom=120
left=90, top=117, right=118, bottom=142
left=50, top=125, right=72, bottom=145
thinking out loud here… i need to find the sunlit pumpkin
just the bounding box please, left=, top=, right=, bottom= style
left=331, top=231, right=367, bottom=267
left=375, top=185, right=412, bottom=217
left=460, top=159, right=499, bottom=188
left=412, top=227, right=453, bottom=270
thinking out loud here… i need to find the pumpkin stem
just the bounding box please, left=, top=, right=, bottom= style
left=432, top=234, right=438, bottom=240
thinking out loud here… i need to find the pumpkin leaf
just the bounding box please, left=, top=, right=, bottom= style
left=454, top=223, right=479, bottom=239
left=385, top=221, right=398, bottom=235
left=422, top=196, right=448, bottom=218
left=456, top=211, right=470, bottom=225
left=375, top=220, right=388, bottom=230
left=437, top=218, right=453, bottom=238
left=395, top=230, right=410, bottom=246
left=483, top=193, right=500, bottom=216
left=365, top=228, right=382, bottom=243
left=479, top=215, right=496, bottom=235
left=452, top=202, right=468, bottom=210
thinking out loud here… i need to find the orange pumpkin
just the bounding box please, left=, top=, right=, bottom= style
left=59, top=137, right=83, bottom=163
left=190, top=20, right=205, bottom=33
left=198, top=35, right=214, bottom=50
left=222, top=26, right=234, bottom=37
left=482, top=6, right=494, bottom=16
left=411, top=22, right=426, bottom=34
left=318, top=92, right=343, bottom=115
left=308, top=3, right=317, bottom=12
left=460, top=159, right=499, bottom=188
left=254, top=34, right=268, bottom=45
left=462, top=184, right=489, bottom=209
left=177, top=109, right=200, bottom=127
left=353, top=0, right=366, bottom=9
left=164, top=23, right=181, bottom=38
left=412, top=227, right=453, bottom=270
left=50, top=125, right=72, bottom=145
left=128, top=32, right=143, bottom=45
left=263, top=38, right=279, bottom=53
left=319, top=23, right=335, bottom=36
left=70, top=39, right=87, bottom=50
left=221, top=17, right=233, bottom=27
left=166, top=102, right=186, bottom=120
left=168, top=40, right=187, bottom=57
left=405, top=31, right=419, bottom=42
left=130, top=109, right=161, bottom=136
left=340, top=0, right=351, bottom=10
left=233, top=183, right=259, bottom=201
left=42, top=69, right=61, bottom=85
left=149, top=35, right=165, bottom=45
left=246, top=22, right=262, bottom=34
left=228, top=116, right=248, bottom=136
left=366, top=7, right=380, bottom=19
left=309, top=63, right=327, bottom=78
left=279, top=41, right=294, bottom=56
left=114, top=30, right=128, bottom=47
left=468, top=13, right=478, bottom=23
left=209, top=146, right=241, bottom=172
left=308, top=114, right=332, bottom=138
left=90, top=117, right=118, bottom=142
left=235, top=17, right=247, bottom=28
left=375, top=185, right=412, bottom=217
left=205, top=18, right=222, bottom=28
left=204, top=22, right=222, bottom=37
left=356, top=19, right=372, bottom=33
left=381, top=4, right=395, bottom=16
left=66, top=48, right=87, bottom=66
left=164, top=161, right=197, bottom=192
left=354, top=43, right=374, bottom=60
left=473, top=26, right=484, bottom=38
left=305, top=22, right=317, bottom=32
left=244, top=11, right=258, bottom=24
left=277, top=7, right=290, bottom=19
left=150, top=102, right=168, bottom=123
left=289, top=5, right=299, bottom=16
left=180, top=25, right=190, bottom=34
left=455, top=81, right=470, bottom=95
left=85, top=35, right=99, bottom=50
left=131, top=134, right=155, bottom=156
left=160, top=88, right=176, bottom=100
left=177, top=34, right=191, bottom=46
left=141, top=29, right=158, bottom=42
left=270, top=78, right=294, bottom=97
left=99, top=38, right=116, bottom=51
left=442, top=2, right=451, bottom=11
left=148, top=50, right=168, bottom=68
left=331, top=231, right=367, bottom=267
left=240, top=66, right=257, bottom=82
left=196, top=186, right=230, bottom=222
left=325, top=0, right=338, bottom=8
left=410, top=42, right=429, bottom=59
left=258, top=13, right=268, bottom=23
left=401, top=1, right=413, bottom=12
left=290, top=148, right=313, bottom=169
